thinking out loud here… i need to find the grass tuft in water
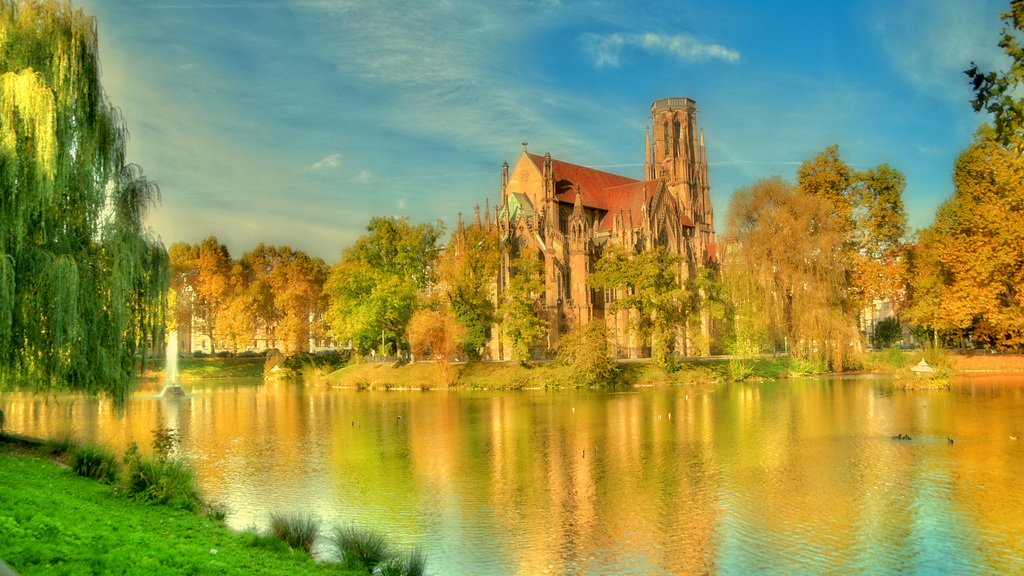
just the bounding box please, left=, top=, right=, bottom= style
left=330, top=525, right=391, bottom=571
left=269, top=512, right=321, bottom=554
left=69, top=443, right=119, bottom=483
left=373, top=547, right=429, bottom=576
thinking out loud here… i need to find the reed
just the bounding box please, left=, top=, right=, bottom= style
left=269, top=512, right=321, bottom=554
left=329, top=525, right=391, bottom=571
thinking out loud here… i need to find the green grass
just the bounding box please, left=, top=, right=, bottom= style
left=328, top=358, right=730, bottom=390
left=0, top=445, right=366, bottom=576
left=145, top=357, right=265, bottom=380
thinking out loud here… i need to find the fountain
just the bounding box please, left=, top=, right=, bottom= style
left=161, top=330, right=186, bottom=397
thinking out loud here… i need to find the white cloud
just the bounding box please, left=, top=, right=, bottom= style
left=310, top=153, right=341, bottom=170
left=584, top=32, right=740, bottom=67
left=352, top=170, right=375, bottom=184
left=397, top=198, right=407, bottom=210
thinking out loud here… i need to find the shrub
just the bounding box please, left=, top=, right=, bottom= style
left=874, top=317, right=903, bottom=348
left=554, top=320, right=617, bottom=386
left=70, top=443, right=119, bottom=483
left=0, top=407, right=5, bottom=435
left=121, top=436, right=204, bottom=512
left=269, top=512, right=320, bottom=554
left=330, top=525, right=391, bottom=571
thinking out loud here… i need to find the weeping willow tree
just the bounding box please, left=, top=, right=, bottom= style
left=724, top=177, right=861, bottom=372
left=0, top=1, right=168, bottom=401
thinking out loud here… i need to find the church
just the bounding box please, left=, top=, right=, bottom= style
left=472, top=98, right=718, bottom=360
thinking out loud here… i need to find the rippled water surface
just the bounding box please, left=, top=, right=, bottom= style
left=5, top=374, right=1024, bottom=575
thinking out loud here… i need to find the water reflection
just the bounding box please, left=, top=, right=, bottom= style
left=4, top=375, right=1024, bottom=575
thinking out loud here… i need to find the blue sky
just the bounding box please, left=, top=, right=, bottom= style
left=87, top=0, right=1010, bottom=262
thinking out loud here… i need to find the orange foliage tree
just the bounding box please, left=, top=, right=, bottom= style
left=907, top=129, right=1024, bottom=348
left=407, top=309, right=465, bottom=386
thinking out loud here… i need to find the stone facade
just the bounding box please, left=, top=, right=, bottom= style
left=478, top=98, right=718, bottom=360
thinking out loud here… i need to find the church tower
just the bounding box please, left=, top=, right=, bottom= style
left=645, top=97, right=715, bottom=264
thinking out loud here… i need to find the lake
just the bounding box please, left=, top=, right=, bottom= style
left=4, top=374, right=1024, bottom=575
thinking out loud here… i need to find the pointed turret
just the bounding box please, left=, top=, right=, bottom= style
left=485, top=199, right=491, bottom=230
left=457, top=211, right=465, bottom=235
left=645, top=126, right=655, bottom=180
left=501, top=161, right=509, bottom=201
left=473, top=203, right=482, bottom=229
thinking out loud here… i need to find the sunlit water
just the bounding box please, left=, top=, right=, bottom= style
left=4, top=374, right=1024, bottom=575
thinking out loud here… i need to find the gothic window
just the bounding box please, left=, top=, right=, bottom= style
left=673, top=120, right=682, bottom=157
left=559, top=209, right=569, bottom=234
left=663, top=121, right=670, bottom=159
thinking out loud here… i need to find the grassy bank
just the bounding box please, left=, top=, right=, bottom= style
left=142, top=357, right=265, bottom=380
left=0, top=441, right=369, bottom=576
left=324, top=358, right=735, bottom=389
left=0, top=434, right=426, bottom=575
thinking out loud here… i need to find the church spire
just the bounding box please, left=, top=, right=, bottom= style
left=645, top=125, right=655, bottom=180
left=473, top=203, right=482, bottom=229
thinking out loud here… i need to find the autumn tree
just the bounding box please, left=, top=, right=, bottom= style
left=0, top=1, right=167, bottom=400
left=797, top=146, right=909, bottom=312
left=437, top=225, right=500, bottom=360
left=168, top=238, right=232, bottom=354
left=966, top=1, right=1024, bottom=147
left=408, top=308, right=465, bottom=385
left=227, top=245, right=329, bottom=354
left=499, top=248, right=548, bottom=364
left=268, top=248, right=329, bottom=354
left=906, top=128, right=1024, bottom=348
left=325, top=217, right=443, bottom=356
left=588, top=244, right=687, bottom=364
left=724, top=177, right=859, bottom=370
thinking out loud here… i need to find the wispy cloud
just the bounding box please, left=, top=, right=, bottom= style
left=310, top=153, right=341, bottom=170
left=870, top=0, right=1006, bottom=100
left=351, top=170, right=375, bottom=184
left=584, top=32, right=740, bottom=67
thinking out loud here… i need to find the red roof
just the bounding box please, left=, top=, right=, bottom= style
left=527, top=153, right=694, bottom=231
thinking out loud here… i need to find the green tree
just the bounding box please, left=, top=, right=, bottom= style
left=724, top=177, right=858, bottom=370
left=588, top=244, right=686, bottom=365
left=966, top=1, right=1024, bottom=147
left=0, top=1, right=167, bottom=400
left=554, top=320, right=616, bottom=386
left=499, top=248, right=548, bottom=364
left=873, top=317, right=902, bottom=349
left=906, top=128, right=1024, bottom=348
left=437, top=226, right=500, bottom=360
left=324, top=217, right=443, bottom=356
